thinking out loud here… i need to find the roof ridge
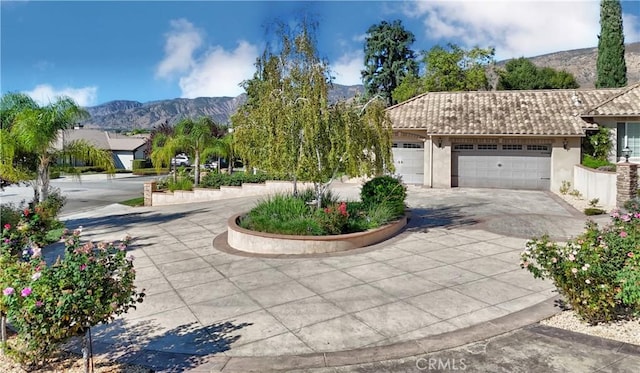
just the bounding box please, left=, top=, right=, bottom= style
left=582, top=81, right=640, bottom=116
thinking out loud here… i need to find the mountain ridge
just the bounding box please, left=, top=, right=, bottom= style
left=82, top=42, right=640, bottom=131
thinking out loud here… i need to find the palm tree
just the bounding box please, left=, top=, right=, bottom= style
left=209, top=133, right=236, bottom=174
left=1, top=93, right=115, bottom=202
left=151, top=117, right=222, bottom=186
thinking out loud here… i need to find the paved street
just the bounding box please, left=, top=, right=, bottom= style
left=45, top=184, right=634, bottom=372
left=0, top=174, right=157, bottom=214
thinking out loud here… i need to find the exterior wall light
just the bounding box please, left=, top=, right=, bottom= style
left=437, top=137, right=443, bottom=148
left=622, top=146, right=632, bottom=162
left=562, top=138, right=568, bottom=150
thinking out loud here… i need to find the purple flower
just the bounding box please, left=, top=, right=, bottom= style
left=21, top=288, right=32, bottom=297
left=35, top=300, right=43, bottom=307
left=620, top=231, right=628, bottom=238
left=3, top=287, right=15, bottom=296
left=622, top=214, right=631, bottom=222
left=80, top=264, right=87, bottom=271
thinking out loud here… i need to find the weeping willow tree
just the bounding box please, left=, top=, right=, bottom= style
left=232, top=19, right=394, bottom=207
left=0, top=93, right=115, bottom=202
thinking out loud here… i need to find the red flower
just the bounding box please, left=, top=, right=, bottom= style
left=629, top=252, right=635, bottom=258
left=3, top=224, right=10, bottom=230
left=23, top=209, right=30, bottom=217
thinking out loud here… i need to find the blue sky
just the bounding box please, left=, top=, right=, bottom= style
left=2, top=1, right=639, bottom=107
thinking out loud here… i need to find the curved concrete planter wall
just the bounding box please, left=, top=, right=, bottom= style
left=227, top=213, right=408, bottom=255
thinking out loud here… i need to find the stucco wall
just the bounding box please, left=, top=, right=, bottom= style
left=573, top=165, right=616, bottom=209
left=431, top=137, right=452, bottom=188
left=550, top=137, right=581, bottom=192
left=151, top=181, right=315, bottom=206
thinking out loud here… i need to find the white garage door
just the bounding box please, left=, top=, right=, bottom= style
left=392, top=143, right=424, bottom=184
left=452, top=143, right=551, bottom=190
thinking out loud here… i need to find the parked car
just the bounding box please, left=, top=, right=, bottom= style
left=170, top=154, right=190, bottom=166
left=202, top=160, right=218, bottom=170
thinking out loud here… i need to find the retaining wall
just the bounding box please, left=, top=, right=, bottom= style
left=148, top=181, right=315, bottom=206
left=573, top=165, right=616, bottom=209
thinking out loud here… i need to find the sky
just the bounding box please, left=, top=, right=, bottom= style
left=2, top=0, right=639, bottom=107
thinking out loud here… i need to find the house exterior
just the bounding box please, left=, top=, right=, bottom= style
left=55, top=128, right=148, bottom=170
left=580, top=83, right=640, bottom=163
left=386, top=87, right=628, bottom=192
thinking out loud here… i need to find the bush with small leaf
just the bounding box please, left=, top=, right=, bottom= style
left=360, top=176, right=407, bottom=217
left=521, top=211, right=640, bottom=324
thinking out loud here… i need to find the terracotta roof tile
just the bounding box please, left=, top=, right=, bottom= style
left=387, top=88, right=624, bottom=136
left=582, top=82, right=640, bottom=116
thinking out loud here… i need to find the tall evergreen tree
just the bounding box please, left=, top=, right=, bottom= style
left=362, top=20, right=418, bottom=106
left=595, top=0, right=627, bottom=88
left=497, top=57, right=579, bottom=90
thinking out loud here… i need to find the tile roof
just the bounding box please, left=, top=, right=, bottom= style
left=387, top=88, right=623, bottom=136
left=56, top=129, right=146, bottom=151
left=582, top=82, right=640, bottom=117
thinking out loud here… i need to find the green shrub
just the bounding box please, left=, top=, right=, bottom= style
left=521, top=211, right=640, bottom=324
left=361, top=176, right=406, bottom=216
left=168, top=177, right=193, bottom=192
left=131, top=159, right=146, bottom=170
left=584, top=208, right=606, bottom=216
left=239, top=194, right=323, bottom=235
left=0, top=204, right=23, bottom=230
left=239, top=188, right=401, bottom=236
left=200, top=172, right=272, bottom=189
left=49, top=170, right=60, bottom=179
left=624, top=198, right=640, bottom=213
left=133, top=167, right=169, bottom=176
left=582, top=154, right=615, bottom=170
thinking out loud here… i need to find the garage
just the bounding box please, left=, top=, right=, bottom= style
left=392, top=142, right=424, bottom=184
left=452, top=143, right=551, bottom=190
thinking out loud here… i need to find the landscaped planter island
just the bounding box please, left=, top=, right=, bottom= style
left=227, top=212, right=408, bottom=254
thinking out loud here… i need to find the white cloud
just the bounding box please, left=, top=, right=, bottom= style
left=23, top=84, right=98, bottom=107
left=157, top=19, right=258, bottom=98
left=178, top=41, right=258, bottom=98
left=332, top=51, right=364, bottom=86
left=155, top=18, right=203, bottom=79
left=405, top=1, right=640, bottom=60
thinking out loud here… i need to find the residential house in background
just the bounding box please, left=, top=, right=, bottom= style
left=580, top=83, right=640, bottom=162
left=386, top=86, right=640, bottom=193
left=55, top=128, right=148, bottom=170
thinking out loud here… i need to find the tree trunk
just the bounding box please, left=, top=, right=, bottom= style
left=172, top=161, right=177, bottom=183
left=292, top=175, right=298, bottom=196
left=194, top=151, right=200, bottom=186
left=315, top=183, right=322, bottom=210
left=82, top=328, right=92, bottom=373
left=37, top=161, right=50, bottom=203
left=1, top=314, right=7, bottom=346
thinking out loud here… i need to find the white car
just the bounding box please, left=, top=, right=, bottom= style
left=170, top=154, right=190, bottom=166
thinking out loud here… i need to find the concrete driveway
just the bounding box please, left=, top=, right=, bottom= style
left=54, top=184, right=608, bottom=372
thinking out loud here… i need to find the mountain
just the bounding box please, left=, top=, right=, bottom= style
left=81, top=84, right=365, bottom=131
left=83, top=42, right=640, bottom=131
left=497, top=42, right=640, bottom=88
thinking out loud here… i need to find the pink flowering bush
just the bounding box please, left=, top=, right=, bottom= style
left=521, top=211, right=640, bottom=324
left=1, top=227, right=145, bottom=366
left=319, top=202, right=350, bottom=234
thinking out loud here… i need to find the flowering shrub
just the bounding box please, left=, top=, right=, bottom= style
left=318, top=202, right=350, bottom=234
left=1, top=227, right=145, bottom=366
left=521, top=211, right=640, bottom=324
